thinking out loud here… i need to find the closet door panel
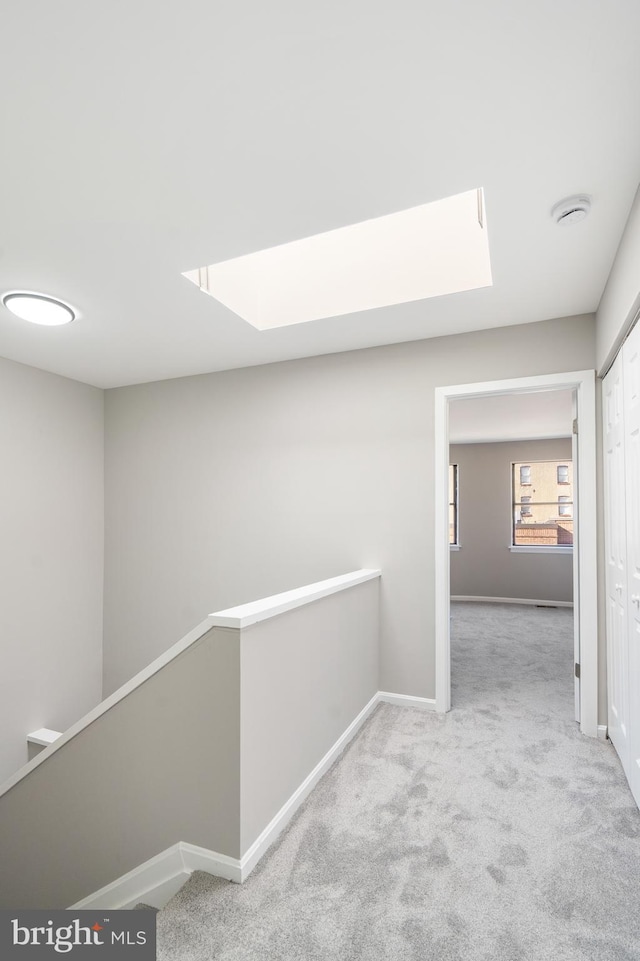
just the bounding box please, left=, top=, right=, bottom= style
left=623, top=322, right=640, bottom=807
left=603, top=353, right=629, bottom=766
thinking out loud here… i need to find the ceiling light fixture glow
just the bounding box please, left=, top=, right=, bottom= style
left=2, top=292, right=76, bottom=327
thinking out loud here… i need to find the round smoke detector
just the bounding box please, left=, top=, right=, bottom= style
left=551, top=195, right=591, bottom=226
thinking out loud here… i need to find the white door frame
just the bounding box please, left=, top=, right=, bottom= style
left=434, top=369, right=598, bottom=738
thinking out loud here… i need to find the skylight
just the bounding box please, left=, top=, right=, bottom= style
left=183, top=188, right=492, bottom=330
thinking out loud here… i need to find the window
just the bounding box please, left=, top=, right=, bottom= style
left=512, top=460, right=573, bottom=547
left=558, top=495, right=572, bottom=517
left=449, top=464, right=459, bottom=546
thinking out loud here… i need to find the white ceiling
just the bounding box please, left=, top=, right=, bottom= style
left=1, top=1, right=639, bottom=389
left=449, top=390, right=574, bottom=444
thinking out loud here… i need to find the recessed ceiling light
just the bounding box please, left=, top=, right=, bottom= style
left=1, top=292, right=76, bottom=326
left=551, top=196, right=591, bottom=226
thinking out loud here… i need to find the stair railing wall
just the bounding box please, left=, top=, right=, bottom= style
left=0, top=569, right=381, bottom=909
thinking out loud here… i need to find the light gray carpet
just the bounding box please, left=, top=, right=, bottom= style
left=157, top=602, right=640, bottom=960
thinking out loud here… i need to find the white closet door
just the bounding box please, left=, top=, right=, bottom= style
left=603, top=351, right=630, bottom=769
left=623, top=321, right=640, bottom=807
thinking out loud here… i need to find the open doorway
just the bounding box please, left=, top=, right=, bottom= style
left=434, top=370, right=598, bottom=738
left=447, top=391, right=576, bottom=722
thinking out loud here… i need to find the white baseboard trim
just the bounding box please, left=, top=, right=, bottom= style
left=377, top=691, right=436, bottom=710
left=70, top=689, right=440, bottom=909
left=597, top=724, right=608, bottom=741
left=75, top=682, right=602, bottom=909
left=180, top=842, right=242, bottom=886
left=451, top=595, right=573, bottom=608
left=70, top=844, right=185, bottom=910
left=70, top=842, right=242, bottom=910
left=69, top=692, right=382, bottom=910
left=239, top=691, right=380, bottom=881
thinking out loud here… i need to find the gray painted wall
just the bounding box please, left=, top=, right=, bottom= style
left=240, top=578, right=379, bottom=851
left=596, top=183, right=640, bottom=372
left=103, top=313, right=597, bottom=703
left=449, top=439, right=573, bottom=603
left=0, top=577, right=379, bottom=908
left=0, top=626, right=241, bottom=909
left=0, top=356, right=104, bottom=784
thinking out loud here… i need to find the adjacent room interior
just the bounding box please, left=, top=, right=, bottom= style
left=448, top=389, right=577, bottom=719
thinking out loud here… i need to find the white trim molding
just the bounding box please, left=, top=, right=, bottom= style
left=210, top=569, right=381, bottom=629
left=508, top=545, right=573, bottom=555
left=0, top=616, right=217, bottom=799
left=451, top=596, right=573, bottom=608
left=435, top=370, right=598, bottom=737
left=26, top=729, right=62, bottom=747
left=69, top=843, right=241, bottom=911
left=378, top=691, right=436, bottom=710
left=68, top=688, right=430, bottom=911
left=239, top=692, right=380, bottom=880
left=1, top=569, right=381, bottom=801
left=69, top=691, right=382, bottom=910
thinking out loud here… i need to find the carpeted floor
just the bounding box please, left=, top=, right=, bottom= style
left=156, top=602, right=640, bottom=961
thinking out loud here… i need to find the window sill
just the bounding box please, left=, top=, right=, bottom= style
left=508, top=545, right=573, bottom=554
left=450, top=544, right=460, bottom=551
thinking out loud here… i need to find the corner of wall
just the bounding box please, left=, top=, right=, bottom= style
left=596, top=183, right=640, bottom=373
